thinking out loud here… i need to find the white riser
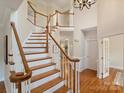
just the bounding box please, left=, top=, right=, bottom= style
left=29, top=37, right=46, bottom=39
left=31, top=73, right=60, bottom=89
left=26, top=53, right=48, bottom=60
left=28, top=59, right=51, bottom=67
left=35, top=28, right=46, bottom=32
left=27, top=40, right=47, bottom=42
left=24, top=44, right=47, bottom=47
left=43, top=80, right=65, bottom=93
left=23, top=48, right=46, bottom=52
left=32, top=66, right=55, bottom=76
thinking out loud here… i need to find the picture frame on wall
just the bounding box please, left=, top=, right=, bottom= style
left=4, top=35, right=8, bottom=65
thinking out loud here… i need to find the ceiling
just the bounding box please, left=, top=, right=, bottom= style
left=32, top=0, right=72, bottom=10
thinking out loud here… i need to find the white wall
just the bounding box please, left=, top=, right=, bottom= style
left=60, top=31, right=74, bottom=56
left=12, top=0, right=36, bottom=42
left=0, top=0, right=23, bottom=93
left=97, top=0, right=124, bottom=78
left=109, top=35, right=123, bottom=70
left=73, top=4, right=97, bottom=71
left=73, top=4, right=97, bottom=57
left=0, top=36, right=4, bottom=81
left=98, top=0, right=124, bottom=38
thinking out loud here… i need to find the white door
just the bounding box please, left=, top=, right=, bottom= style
left=86, top=40, right=98, bottom=70
left=102, top=38, right=109, bottom=78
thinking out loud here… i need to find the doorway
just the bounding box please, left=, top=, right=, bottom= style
left=86, top=39, right=98, bottom=70
left=101, top=34, right=124, bottom=86
left=83, top=27, right=98, bottom=71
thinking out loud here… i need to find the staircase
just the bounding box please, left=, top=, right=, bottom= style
left=9, top=2, right=80, bottom=93
left=23, top=31, right=67, bottom=93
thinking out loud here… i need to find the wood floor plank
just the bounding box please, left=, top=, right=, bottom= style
left=54, top=68, right=123, bottom=93
left=0, top=81, right=6, bottom=93
left=80, top=68, right=123, bottom=93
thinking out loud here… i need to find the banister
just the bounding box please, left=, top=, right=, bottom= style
left=36, top=11, right=48, bottom=17
left=10, top=22, right=32, bottom=93
left=27, top=1, right=74, bottom=28
left=11, top=22, right=31, bottom=73
left=56, top=10, right=74, bottom=15
left=27, top=1, right=48, bottom=17
left=27, top=1, right=36, bottom=13
left=10, top=71, right=32, bottom=82
left=49, top=33, right=79, bottom=62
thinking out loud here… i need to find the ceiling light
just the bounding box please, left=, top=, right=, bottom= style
left=73, top=0, right=96, bottom=11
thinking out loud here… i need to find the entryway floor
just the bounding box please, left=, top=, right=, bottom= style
left=80, top=68, right=123, bottom=93
left=0, top=81, right=6, bottom=93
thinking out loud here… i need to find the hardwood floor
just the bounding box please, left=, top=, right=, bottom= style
left=0, top=81, right=6, bottom=93
left=80, top=68, right=123, bottom=93
left=55, top=68, right=123, bottom=93
left=0, top=69, right=122, bottom=93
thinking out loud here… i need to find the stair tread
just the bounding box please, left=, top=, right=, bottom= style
left=24, top=51, right=47, bottom=55
left=28, top=38, right=47, bottom=40
left=31, top=77, right=63, bottom=93
left=30, top=35, right=46, bottom=37
left=54, top=86, right=68, bottom=93
left=31, top=69, right=60, bottom=83
left=26, top=42, right=48, bottom=44
left=30, top=63, right=56, bottom=71
left=23, top=46, right=47, bottom=48
left=32, top=32, right=46, bottom=34
left=27, top=56, right=52, bottom=62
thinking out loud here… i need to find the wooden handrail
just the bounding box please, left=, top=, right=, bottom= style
left=56, top=10, right=74, bottom=15
left=36, top=11, right=48, bottom=17
left=27, top=1, right=74, bottom=28
left=27, top=1, right=48, bottom=17
left=49, top=34, right=79, bottom=62
left=10, top=22, right=32, bottom=93
left=11, top=22, right=31, bottom=73
left=27, top=1, right=36, bottom=13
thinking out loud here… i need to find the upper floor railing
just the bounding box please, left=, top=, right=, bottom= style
left=27, top=1, right=74, bottom=29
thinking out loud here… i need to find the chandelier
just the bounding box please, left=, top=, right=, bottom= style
left=73, top=0, right=96, bottom=10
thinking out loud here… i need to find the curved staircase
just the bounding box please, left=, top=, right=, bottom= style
left=23, top=31, right=67, bottom=93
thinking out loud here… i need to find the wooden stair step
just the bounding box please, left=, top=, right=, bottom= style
left=32, top=32, right=46, bottom=34
left=31, top=77, right=63, bottom=93
left=54, top=86, right=68, bottom=93
left=23, top=46, right=47, bottom=48
left=30, top=63, right=56, bottom=71
left=31, top=69, right=60, bottom=83
left=24, top=51, right=47, bottom=55
left=30, top=35, right=46, bottom=37
left=28, top=38, right=47, bottom=40
left=27, top=56, right=52, bottom=62
left=25, top=42, right=48, bottom=44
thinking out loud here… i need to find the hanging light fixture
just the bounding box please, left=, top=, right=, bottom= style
left=73, top=0, right=96, bottom=10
